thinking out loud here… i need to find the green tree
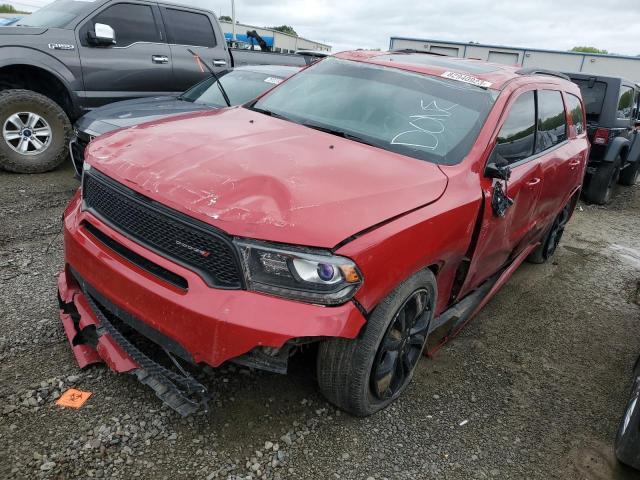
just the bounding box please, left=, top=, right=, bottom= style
left=570, top=46, right=608, bottom=54
left=270, top=25, right=298, bottom=37
left=0, top=4, right=28, bottom=13
left=219, top=15, right=232, bottom=22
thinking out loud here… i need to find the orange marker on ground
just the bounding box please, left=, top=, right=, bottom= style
left=56, top=388, right=92, bottom=409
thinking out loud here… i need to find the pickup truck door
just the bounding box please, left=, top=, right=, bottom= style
left=159, top=6, right=229, bottom=92
left=461, top=90, right=544, bottom=293
left=76, top=1, right=173, bottom=108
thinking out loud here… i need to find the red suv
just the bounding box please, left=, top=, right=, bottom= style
left=58, top=52, right=589, bottom=416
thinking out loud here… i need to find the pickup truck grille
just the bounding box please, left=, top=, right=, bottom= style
left=82, top=170, right=243, bottom=289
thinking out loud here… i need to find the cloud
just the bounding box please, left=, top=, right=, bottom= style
left=10, top=0, right=640, bottom=55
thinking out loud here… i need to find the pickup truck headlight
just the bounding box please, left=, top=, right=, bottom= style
left=234, top=239, right=362, bottom=305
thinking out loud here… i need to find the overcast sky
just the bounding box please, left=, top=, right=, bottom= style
left=10, top=0, right=640, bottom=56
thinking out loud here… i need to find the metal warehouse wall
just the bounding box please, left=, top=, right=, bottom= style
left=389, top=37, right=640, bottom=83
left=220, top=21, right=331, bottom=53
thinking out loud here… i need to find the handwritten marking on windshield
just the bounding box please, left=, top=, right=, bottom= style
left=391, top=100, right=457, bottom=150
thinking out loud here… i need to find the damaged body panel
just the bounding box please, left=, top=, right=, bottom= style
left=58, top=51, right=589, bottom=416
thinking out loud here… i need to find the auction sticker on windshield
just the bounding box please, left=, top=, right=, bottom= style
left=441, top=71, right=492, bottom=88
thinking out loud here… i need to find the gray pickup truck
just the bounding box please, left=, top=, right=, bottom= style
left=0, top=0, right=307, bottom=173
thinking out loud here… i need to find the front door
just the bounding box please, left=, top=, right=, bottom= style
left=462, top=89, right=543, bottom=293
left=76, top=1, right=173, bottom=108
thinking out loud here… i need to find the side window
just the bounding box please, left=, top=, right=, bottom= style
left=617, top=86, right=635, bottom=119
left=535, top=90, right=567, bottom=153
left=162, top=9, right=216, bottom=47
left=91, top=3, right=160, bottom=47
left=566, top=93, right=585, bottom=135
left=494, top=91, right=535, bottom=164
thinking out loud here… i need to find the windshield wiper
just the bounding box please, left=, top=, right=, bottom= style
left=301, top=122, right=381, bottom=148
left=187, top=48, right=230, bottom=107
left=249, top=107, right=293, bottom=121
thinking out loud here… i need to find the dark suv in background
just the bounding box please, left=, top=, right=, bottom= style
left=566, top=73, right=640, bottom=204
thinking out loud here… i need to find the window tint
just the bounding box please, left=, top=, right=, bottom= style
left=536, top=90, right=567, bottom=153
left=494, top=91, right=535, bottom=164
left=571, top=79, right=606, bottom=122
left=617, top=86, right=635, bottom=119
left=92, top=3, right=160, bottom=47
left=163, top=9, right=216, bottom=47
left=566, top=94, right=585, bottom=135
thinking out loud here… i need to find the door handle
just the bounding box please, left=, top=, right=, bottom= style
left=526, top=177, right=541, bottom=187
left=212, top=59, right=227, bottom=67
left=152, top=55, right=169, bottom=64
left=569, top=159, right=581, bottom=169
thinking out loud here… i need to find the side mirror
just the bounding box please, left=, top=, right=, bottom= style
left=88, top=23, right=116, bottom=46
left=485, top=150, right=512, bottom=181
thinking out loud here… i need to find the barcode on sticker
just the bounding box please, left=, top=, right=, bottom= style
left=441, top=71, right=492, bottom=88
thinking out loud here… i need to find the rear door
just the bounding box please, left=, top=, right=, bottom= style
left=76, top=1, right=173, bottom=107
left=532, top=89, right=572, bottom=225
left=462, top=89, right=544, bottom=291
left=159, top=7, right=228, bottom=91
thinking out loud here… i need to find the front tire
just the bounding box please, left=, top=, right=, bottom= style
left=582, top=156, right=622, bottom=205
left=317, top=269, right=437, bottom=416
left=0, top=89, right=71, bottom=173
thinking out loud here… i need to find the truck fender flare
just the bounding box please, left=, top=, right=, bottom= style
left=602, top=136, right=630, bottom=163
left=0, top=47, right=80, bottom=114
left=626, top=133, right=640, bottom=164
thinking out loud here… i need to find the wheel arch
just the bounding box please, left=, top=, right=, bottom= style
left=603, top=136, right=630, bottom=163
left=0, top=56, right=80, bottom=119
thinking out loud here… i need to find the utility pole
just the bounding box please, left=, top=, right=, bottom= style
left=231, top=0, right=236, bottom=41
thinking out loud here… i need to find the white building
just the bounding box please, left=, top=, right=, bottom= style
left=220, top=21, right=331, bottom=53
left=389, top=37, right=640, bottom=83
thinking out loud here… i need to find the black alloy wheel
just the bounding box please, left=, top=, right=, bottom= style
left=370, top=288, right=431, bottom=400
left=543, top=203, right=571, bottom=259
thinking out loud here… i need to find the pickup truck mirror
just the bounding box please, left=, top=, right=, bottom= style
left=88, top=23, right=116, bottom=47
left=485, top=150, right=512, bottom=181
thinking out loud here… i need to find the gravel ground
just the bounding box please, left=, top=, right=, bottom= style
left=1, top=162, right=639, bottom=480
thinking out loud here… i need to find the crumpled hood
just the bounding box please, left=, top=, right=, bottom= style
left=77, top=97, right=214, bottom=135
left=87, top=107, right=449, bottom=247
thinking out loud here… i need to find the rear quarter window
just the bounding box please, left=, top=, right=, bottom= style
left=617, top=86, right=635, bottom=119
left=535, top=90, right=567, bottom=153
left=565, top=94, right=585, bottom=135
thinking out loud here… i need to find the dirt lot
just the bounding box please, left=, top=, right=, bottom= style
left=1, top=162, right=639, bottom=480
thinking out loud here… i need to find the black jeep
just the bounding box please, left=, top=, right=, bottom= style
left=566, top=73, right=640, bottom=204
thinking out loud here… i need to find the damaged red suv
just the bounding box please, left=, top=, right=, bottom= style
left=58, top=52, right=589, bottom=416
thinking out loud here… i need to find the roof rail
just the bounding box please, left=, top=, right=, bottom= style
left=515, top=68, right=570, bottom=81
left=390, top=48, right=448, bottom=57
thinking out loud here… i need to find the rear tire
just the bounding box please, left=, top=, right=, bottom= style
left=316, top=269, right=437, bottom=416
left=618, top=160, right=640, bottom=186
left=527, top=201, right=572, bottom=264
left=0, top=89, right=71, bottom=173
left=582, top=155, right=622, bottom=205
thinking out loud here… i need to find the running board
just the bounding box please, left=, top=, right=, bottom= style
left=426, top=242, right=538, bottom=355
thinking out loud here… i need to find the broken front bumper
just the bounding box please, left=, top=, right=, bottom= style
left=58, top=193, right=366, bottom=411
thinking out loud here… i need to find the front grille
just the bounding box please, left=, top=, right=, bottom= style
left=82, top=170, right=243, bottom=289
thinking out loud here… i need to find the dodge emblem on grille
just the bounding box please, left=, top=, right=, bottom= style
left=175, top=240, right=211, bottom=257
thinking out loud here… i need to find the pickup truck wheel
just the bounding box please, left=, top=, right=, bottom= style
left=0, top=89, right=71, bottom=173
left=582, top=155, right=622, bottom=204
left=316, top=269, right=437, bottom=416
left=527, top=202, right=571, bottom=264
left=618, top=160, right=640, bottom=186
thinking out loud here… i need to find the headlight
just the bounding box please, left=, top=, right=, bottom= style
left=234, top=239, right=362, bottom=305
